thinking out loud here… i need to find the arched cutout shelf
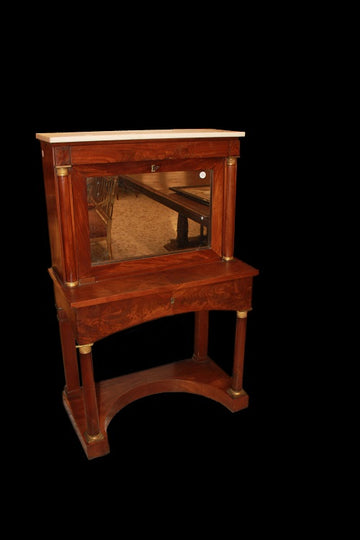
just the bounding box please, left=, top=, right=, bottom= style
left=63, top=356, right=249, bottom=459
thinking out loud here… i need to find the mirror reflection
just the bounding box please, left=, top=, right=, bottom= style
left=87, top=170, right=212, bottom=264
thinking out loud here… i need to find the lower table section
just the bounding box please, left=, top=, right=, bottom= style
left=63, top=357, right=249, bottom=460
left=53, top=259, right=258, bottom=459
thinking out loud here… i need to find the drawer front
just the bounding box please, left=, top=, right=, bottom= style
left=69, top=139, right=240, bottom=165
left=75, top=277, right=254, bottom=342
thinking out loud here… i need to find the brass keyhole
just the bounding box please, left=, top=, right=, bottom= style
left=151, top=164, right=160, bottom=173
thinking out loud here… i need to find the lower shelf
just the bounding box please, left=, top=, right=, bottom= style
left=63, top=357, right=249, bottom=459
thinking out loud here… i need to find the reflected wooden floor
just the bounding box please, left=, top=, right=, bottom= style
left=91, top=192, right=203, bottom=262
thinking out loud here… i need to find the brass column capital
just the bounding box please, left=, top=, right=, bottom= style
left=76, top=343, right=94, bottom=354
left=56, top=165, right=72, bottom=177
left=226, top=156, right=237, bottom=166
left=237, top=311, right=248, bottom=319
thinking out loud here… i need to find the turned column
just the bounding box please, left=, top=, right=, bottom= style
left=57, top=308, right=80, bottom=395
left=56, top=166, right=79, bottom=287
left=77, top=343, right=104, bottom=443
left=228, top=310, right=248, bottom=398
left=223, top=156, right=238, bottom=261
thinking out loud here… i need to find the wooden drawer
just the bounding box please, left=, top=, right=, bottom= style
left=74, top=276, right=254, bottom=343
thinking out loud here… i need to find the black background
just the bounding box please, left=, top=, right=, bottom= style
left=7, top=10, right=315, bottom=529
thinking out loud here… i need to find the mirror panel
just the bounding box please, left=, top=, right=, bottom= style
left=87, top=169, right=212, bottom=264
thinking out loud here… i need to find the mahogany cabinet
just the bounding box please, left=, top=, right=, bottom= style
left=36, top=129, right=258, bottom=459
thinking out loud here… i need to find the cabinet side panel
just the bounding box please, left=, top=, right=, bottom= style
left=41, top=142, right=64, bottom=278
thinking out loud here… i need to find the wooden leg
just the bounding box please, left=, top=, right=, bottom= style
left=77, top=344, right=104, bottom=443
left=228, top=311, right=248, bottom=397
left=193, top=311, right=209, bottom=363
left=177, top=213, right=189, bottom=248
left=57, top=308, right=80, bottom=395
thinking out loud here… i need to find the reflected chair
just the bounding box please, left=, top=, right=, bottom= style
left=88, top=177, right=117, bottom=259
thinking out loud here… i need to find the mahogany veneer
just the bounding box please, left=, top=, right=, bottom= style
left=37, top=129, right=258, bottom=459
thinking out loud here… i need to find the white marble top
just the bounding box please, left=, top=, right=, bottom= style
left=36, top=128, right=245, bottom=143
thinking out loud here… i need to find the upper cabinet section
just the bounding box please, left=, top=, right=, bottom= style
left=38, top=130, right=244, bottom=286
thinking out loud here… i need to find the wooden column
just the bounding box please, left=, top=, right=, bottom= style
left=57, top=308, right=80, bottom=395
left=193, top=311, right=209, bottom=363
left=56, top=166, right=79, bottom=287
left=228, top=310, right=248, bottom=397
left=222, top=156, right=238, bottom=260
left=77, top=344, right=103, bottom=443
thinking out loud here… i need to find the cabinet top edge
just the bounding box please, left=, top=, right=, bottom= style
left=36, top=129, right=246, bottom=143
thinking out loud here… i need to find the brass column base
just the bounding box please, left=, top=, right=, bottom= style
left=84, top=431, right=105, bottom=444
left=227, top=387, right=247, bottom=399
